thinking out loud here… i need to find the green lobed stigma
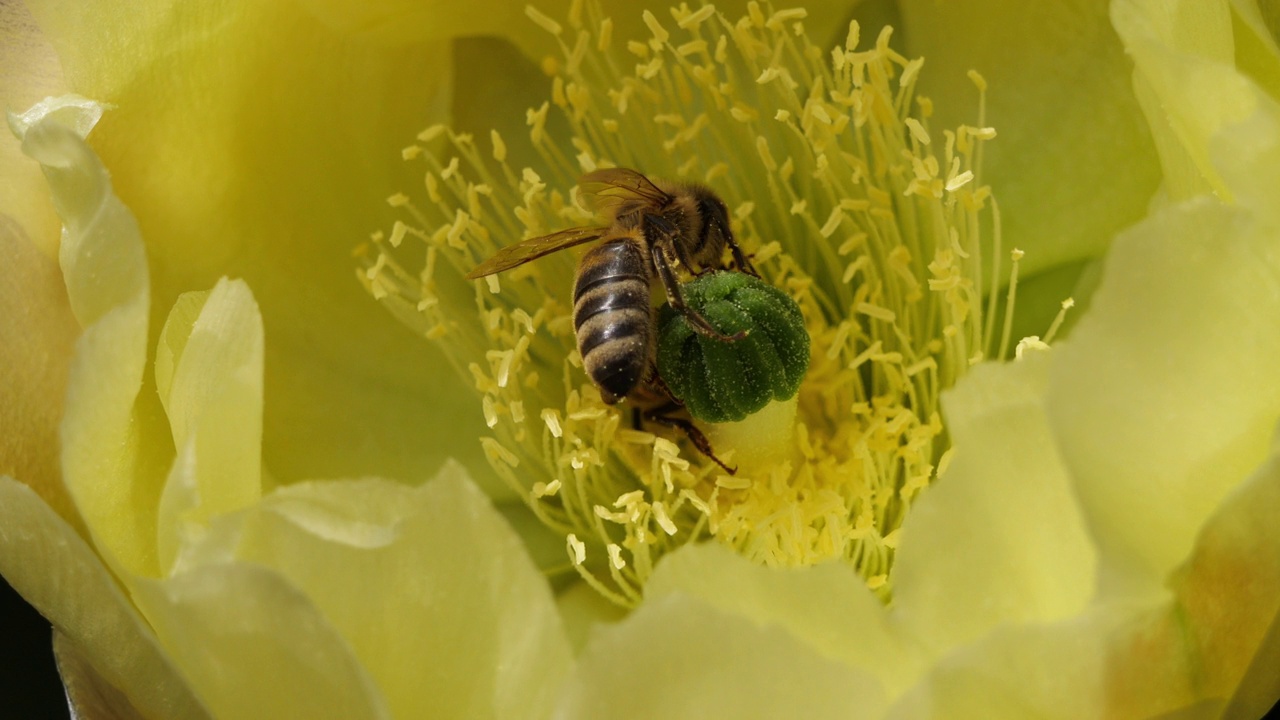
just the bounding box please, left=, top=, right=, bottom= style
left=657, top=272, right=810, bottom=423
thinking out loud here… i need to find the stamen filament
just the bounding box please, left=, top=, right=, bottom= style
left=359, top=2, right=1044, bottom=605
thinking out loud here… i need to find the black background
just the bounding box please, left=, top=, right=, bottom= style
left=1, top=575, right=67, bottom=719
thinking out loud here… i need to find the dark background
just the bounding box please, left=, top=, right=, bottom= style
left=1, top=575, right=67, bottom=719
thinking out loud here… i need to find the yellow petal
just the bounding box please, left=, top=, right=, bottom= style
left=173, top=462, right=572, bottom=719
left=893, top=356, right=1096, bottom=655
left=885, top=601, right=1203, bottom=719
left=1112, top=0, right=1251, bottom=200
left=555, top=594, right=887, bottom=720
left=0, top=216, right=80, bottom=526
left=1050, top=0, right=1280, bottom=594
left=55, top=631, right=149, bottom=720
left=647, top=542, right=919, bottom=696
left=900, top=0, right=1162, bottom=276
left=1046, top=197, right=1280, bottom=594
left=132, top=564, right=389, bottom=720
left=1171, top=435, right=1280, bottom=715
left=0, top=478, right=209, bottom=719
left=155, top=279, right=264, bottom=573
left=27, top=0, right=484, bottom=486
left=12, top=96, right=168, bottom=579
left=893, top=441, right=1280, bottom=718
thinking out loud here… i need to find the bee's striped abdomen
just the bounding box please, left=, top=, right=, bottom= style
left=573, top=240, right=652, bottom=404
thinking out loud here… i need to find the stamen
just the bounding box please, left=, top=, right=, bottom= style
left=998, top=248, right=1024, bottom=361
left=1043, top=298, right=1075, bottom=345
left=361, top=3, right=1019, bottom=606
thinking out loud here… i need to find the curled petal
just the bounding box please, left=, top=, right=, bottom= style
left=11, top=96, right=164, bottom=579
left=154, top=279, right=264, bottom=573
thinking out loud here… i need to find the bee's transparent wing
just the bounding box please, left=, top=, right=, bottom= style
left=579, top=168, right=672, bottom=217
left=465, top=226, right=604, bottom=279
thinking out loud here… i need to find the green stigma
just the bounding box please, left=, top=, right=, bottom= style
left=658, top=271, right=809, bottom=424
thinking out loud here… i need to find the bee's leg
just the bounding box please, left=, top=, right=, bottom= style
left=706, top=205, right=759, bottom=277
left=675, top=240, right=706, bottom=276
left=631, top=405, right=643, bottom=431
left=642, top=212, right=703, bottom=275
left=726, top=234, right=760, bottom=277
left=646, top=364, right=677, bottom=400
left=644, top=402, right=737, bottom=475
left=652, top=241, right=747, bottom=342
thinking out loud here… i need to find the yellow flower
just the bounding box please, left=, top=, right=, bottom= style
left=365, top=3, right=1014, bottom=601
left=2, top=1, right=1278, bottom=719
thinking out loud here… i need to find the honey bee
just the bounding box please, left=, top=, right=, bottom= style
left=466, top=167, right=756, bottom=404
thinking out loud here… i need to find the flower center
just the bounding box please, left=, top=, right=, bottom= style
left=359, top=2, right=1028, bottom=606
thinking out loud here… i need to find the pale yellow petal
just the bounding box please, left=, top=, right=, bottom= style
left=647, top=542, right=919, bottom=696
left=1205, top=67, right=1280, bottom=221
left=12, top=97, right=167, bottom=579
left=175, top=462, right=572, bottom=720
left=0, top=478, right=209, bottom=719
left=153, top=291, right=207, bottom=406
left=133, top=563, right=389, bottom=720
left=1051, top=0, right=1280, bottom=597
left=155, top=436, right=200, bottom=582
left=900, top=0, right=1162, bottom=275
left=1171, top=434, right=1280, bottom=715
left=55, top=631, right=149, bottom=720
left=891, top=445, right=1280, bottom=718
left=884, top=601, right=1204, bottom=719
left=158, top=281, right=263, bottom=513
left=886, top=615, right=1109, bottom=719
left=154, top=279, right=264, bottom=573
left=892, top=356, right=1096, bottom=656
left=0, top=216, right=80, bottom=526
left=1112, top=0, right=1256, bottom=200
left=556, top=594, right=887, bottom=720
left=1046, top=198, right=1280, bottom=594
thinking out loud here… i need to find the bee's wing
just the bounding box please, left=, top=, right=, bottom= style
left=579, top=168, right=672, bottom=217
left=465, top=226, right=604, bottom=279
